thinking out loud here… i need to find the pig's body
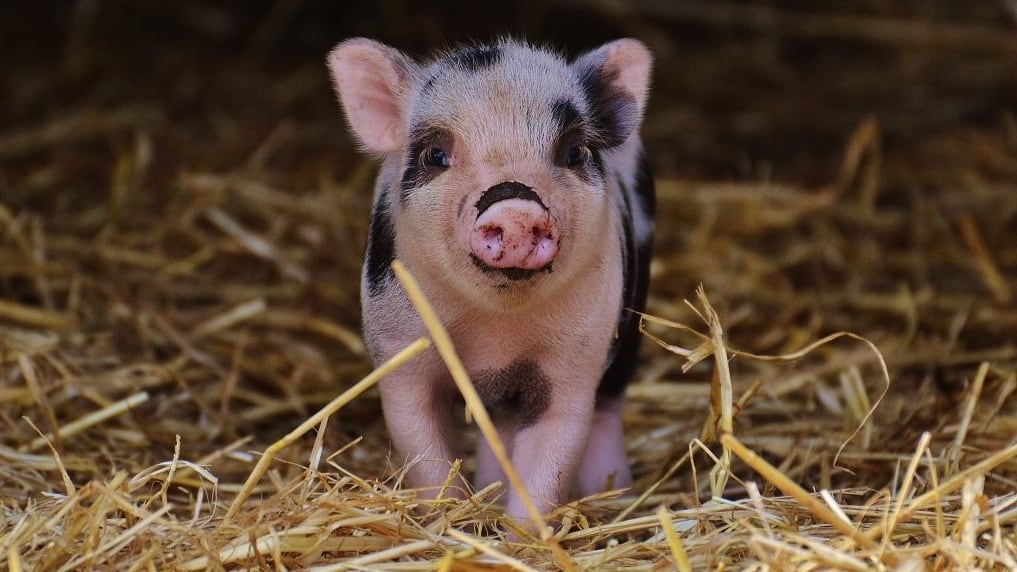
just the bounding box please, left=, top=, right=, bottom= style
left=328, top=38, right=653, bottom=524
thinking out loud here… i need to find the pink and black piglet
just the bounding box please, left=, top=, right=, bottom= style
left=327, top=37, right=654, bottom=525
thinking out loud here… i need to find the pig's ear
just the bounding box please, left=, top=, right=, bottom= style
left=571, top=38, right=653, bottom=148
left=327, top=38, right=420, bottom=154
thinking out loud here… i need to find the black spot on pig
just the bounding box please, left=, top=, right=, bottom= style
left=578, top=65, right=639, bottom=149
left=551, top=99, right=582, bottom=133
left=475, top=359, right=551, bottom=426
left=634, top=155, right=656, bottom=218
left=595, top=246, right=646, bottom=403
left=448, top=45, right=501, bottom=72
left=551, top=98, right=605, bottom=183
left=400, top=127, right=452, bottom=204
left=596, top=158, right=654, bottom=406
left=423, top=45, right=502, bottom=92
left=364, top=194, right=396, bottom=297
left=474, top=182, right=545, bottom=216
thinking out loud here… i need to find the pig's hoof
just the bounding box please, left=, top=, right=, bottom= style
left=470, top=197, right=559, bottom=274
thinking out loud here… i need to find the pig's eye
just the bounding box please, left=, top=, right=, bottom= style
left=422, top=147, right=450, bottom=168
left=565, top=145, right=592, bottom=168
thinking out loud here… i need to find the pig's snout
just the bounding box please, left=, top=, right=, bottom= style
left=470, top=184, right=559, bottom=272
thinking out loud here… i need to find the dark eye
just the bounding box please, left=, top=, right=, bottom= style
left=565, top=145, right=591, bottom=168
left=422, top=146, right=449, bottom=168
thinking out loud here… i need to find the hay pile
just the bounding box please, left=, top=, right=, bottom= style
left=2, top=2, right=1016, bottom=570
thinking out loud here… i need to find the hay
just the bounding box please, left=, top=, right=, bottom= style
left=2, top=2, right=1016, bottom=570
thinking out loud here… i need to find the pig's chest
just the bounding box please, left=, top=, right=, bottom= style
left=442, top=310, right=607, bottom=422
left=468, top=357, right=552, bottom=425
left=449, top=315, right=547, bottom=365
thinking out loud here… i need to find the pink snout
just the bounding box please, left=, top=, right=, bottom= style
left=470, top=198, right=559, bottom=270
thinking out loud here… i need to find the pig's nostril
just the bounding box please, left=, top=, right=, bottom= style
left=477, top=226, right=504, bottom=250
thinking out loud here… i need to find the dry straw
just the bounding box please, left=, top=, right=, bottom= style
left=2, top=257, right=1015, bottom=568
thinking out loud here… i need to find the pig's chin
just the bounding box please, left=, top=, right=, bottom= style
left=468, top=253, right=554, bottom=284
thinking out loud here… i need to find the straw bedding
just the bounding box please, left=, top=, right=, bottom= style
left=1, top=2, right=1015, bottom=570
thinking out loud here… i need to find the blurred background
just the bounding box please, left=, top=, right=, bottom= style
left=5, top=1, right=1015, bottom=182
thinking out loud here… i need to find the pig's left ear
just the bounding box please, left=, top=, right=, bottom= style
left=327, top=38, right=420, bottom=154
left=571, top=39, right=653, bottom=148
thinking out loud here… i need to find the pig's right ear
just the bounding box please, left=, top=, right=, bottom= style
left=571, top=39, right=653, bottom=148
left=327, top=38, right=419, bottom=154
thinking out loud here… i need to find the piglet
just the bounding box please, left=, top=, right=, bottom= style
left=327, top=37, right=654, bottom=525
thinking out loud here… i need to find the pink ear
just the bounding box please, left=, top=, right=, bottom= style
left=598, top=39, right=653, bottom=117
left=327, top=38, right=418, bottom=154
left=571, top=38, right=653, bottom=147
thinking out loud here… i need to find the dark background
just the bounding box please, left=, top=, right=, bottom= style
left=5, top=1, right=1015, bottom=183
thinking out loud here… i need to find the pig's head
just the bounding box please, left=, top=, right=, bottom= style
left=328, top=38, right=651, bottom=308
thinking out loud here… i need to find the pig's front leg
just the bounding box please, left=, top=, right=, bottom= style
left=474, top=422, right=514, bottom=493
left=504, top=381, right=596, bottom=524
left=577, top=397, right=633, bottom=496
left=379, top=370, right=467, bottom=500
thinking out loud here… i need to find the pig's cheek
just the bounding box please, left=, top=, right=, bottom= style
left=405, top=192, right=450, bottom=247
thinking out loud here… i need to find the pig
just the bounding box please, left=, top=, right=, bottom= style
left=326, top=37, right=654, bottom=526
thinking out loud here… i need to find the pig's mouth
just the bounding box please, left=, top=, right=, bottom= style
left=468, top=182, right=560, bottom=282
left=469, top=253, right=553, bottom=281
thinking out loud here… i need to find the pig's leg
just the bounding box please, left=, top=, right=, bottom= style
left=504, top=390, right=595, bottom=523
left=474, top=423, right=514, bottom=494
left=379, top=374, right=467, bottom=499
left=577, top=397, right=632, bottom=496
